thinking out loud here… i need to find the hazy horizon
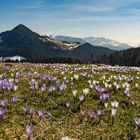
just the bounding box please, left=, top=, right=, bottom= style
left=0, top=0, right=140, bottom=46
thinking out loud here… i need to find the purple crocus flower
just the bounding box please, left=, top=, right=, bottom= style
left=30, top=108, right=34, bottom=118
left=11, top=97, right=18, bottom=103
left=66, top=101, right=70, bottom=108
left=0, top=108, right=6, bottom=119
left=95, top=86, right=105, bottom=93
left=124, top=89, right=131, bottom=98
left=89, top=112, right=94, bottom=119
left=7, top=82, right=14, bottom=91
left=80, top=109, right=87, bottom=116
left=26, top=124, right=34, bottom=140
left=100, top=93, right=109, bottom=101
left=29, top=80, right=35, bottom=91
left=41, top=84, right=46, bottom=93
left=0, top=100, right=8, bottom=108
left=2, top=84, right=6, bottom=90
left=79, top=95, right=85, bottom=103
left=126, top=93, right=131, bottom=98
left=38, top=110, right=43, bottom=119
left=45, top=112, right=52, bottom=121
left=65, top=80, right=69, bottom=84
left=60, top=84, right=67, bottom=92
left=43, top=75, right=47, bottom=80
left=97, top=109, right=103, bottom=117
left=134, top=117, right=140, bottom=134
left=2, top=73, right=6, bottom=80
left=49, top=86, right=56, bottom=93
left=24, top=105, right=29, bottom=114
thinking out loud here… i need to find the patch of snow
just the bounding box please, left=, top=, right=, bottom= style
left=10, top=55, right=26, bottom=61
left=50, top=35, right=86, bottom=44
left=2, top=56, right=27, bottom=62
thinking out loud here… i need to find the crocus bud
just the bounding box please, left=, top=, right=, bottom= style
left=66, top=101, right=70, bottom=108
left=26, top=124, right=34, bottom=140
left=79, top=95, right=85, bottom=103
left=111, top=108, right=117, bottom=116
left=72, top=90, right=77, bottom=97
left=89, top=112, right=94, bottom=119
left=38, top=110, right=43, bottom=119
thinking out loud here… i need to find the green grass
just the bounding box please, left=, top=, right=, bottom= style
left=0, top=63, right=140, bottom=140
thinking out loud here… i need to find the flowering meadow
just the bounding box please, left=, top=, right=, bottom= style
left=0, top=63, right=140, bottom=140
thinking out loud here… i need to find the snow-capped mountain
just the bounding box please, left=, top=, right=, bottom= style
left=84, top=37, right=130, bottom=50
left=50, top=35, right=130, bottom=50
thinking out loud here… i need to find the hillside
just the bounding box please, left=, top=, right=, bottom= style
left=99, top=47, right=140, bottom=66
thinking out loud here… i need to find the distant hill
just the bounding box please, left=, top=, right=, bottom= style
left=99, top=47, right=140, bottom=66
left=68, top=42, right=115, bottom=62
left=0, top=24, right=115, bottom=63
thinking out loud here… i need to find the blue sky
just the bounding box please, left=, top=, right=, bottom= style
left=0, top=0, right=140, bottom=46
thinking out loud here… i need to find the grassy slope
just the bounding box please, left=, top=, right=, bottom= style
left=0, top=63, right=140, bottom=140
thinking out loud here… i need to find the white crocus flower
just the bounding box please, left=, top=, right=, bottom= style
left=105, top=83, right=109, bottom=88
left=61, top=72, right=65, bottom=75
left=72, top=90, right=77, bottom=97
left=93, top=80, right=97, bottom=85
left=104, top=103, right=108, bottom=108
left=71, top=77, right=74, bottom=81
left=122, top=83, right=126, bottom=88
left=111, top=108, right=117, bottom=116
left=116, top=84, right=120, bottom=90
left=126, top=87, right=129, bottom=91
left=135, top=83, right=139, bottom=88
left=63, top=76, right=67, bottom=80
left=111, top=101, right=119, bottom=108
left=89, top=84, right=93, bottom=89
left=14, top=85, right=18, bottom=91
left=109, top=84, right=112, bottom=88
left=34, top=71, right=38, bottom=75
left=114, top=82, right=117, bottom=86
left=61, top=136, right=70, bottom=140
left=74, top=74, right=79, bottom=80
left=88, top=80, right=91, bottom=84
left=83, top=88, right=89, bottom=96
left=9, top=78, right=14, bottom=82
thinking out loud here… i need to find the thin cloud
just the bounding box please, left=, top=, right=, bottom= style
left=70, top=0, right=140, bottom=13
left=60, top=15, right=140, bottom=23
left=73, top=5, right=114, bottom=12
left=21, top=0, right=45, bottom=9
left=122, top=8, right=140, bottom=14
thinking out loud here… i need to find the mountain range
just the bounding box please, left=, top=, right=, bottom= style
left=0, top=24, right=115, bottom=63
left=0, top=24, right=139, bottom=66
left=49, top=35, right=130, bottom=50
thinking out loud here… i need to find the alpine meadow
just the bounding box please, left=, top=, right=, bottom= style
left=0, top=0, right=140, bottom=140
